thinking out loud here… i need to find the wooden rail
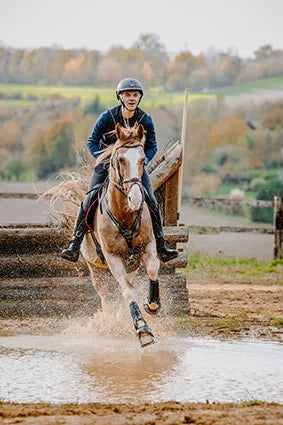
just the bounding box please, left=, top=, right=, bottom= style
left=188, top=225, right=273, bottom=235
left=188, top=197, right=274, bottom=208
left=187, top=196, right=282, bottom=259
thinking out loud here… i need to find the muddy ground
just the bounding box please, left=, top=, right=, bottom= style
left=1, top=263, right=282, bottom=424
left=1, top=400, right=283, bottom=424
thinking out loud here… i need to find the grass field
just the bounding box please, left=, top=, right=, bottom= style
left=1, top=76, right=283, bottom=111
left=0, top=99, right=34, bottom=110
left=209, top=76, right=283, bottom=96
left=0, top=84, right=214, bottom=111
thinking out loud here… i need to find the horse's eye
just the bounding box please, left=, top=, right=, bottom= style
left=118, top=157, right=125, bottom=164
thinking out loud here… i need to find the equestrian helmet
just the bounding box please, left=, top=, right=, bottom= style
left=116, top=78, right=144, bottom=100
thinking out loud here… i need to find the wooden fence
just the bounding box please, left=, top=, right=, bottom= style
left=186, top=196, right=283, bottom=260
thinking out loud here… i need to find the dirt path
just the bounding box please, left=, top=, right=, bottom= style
left=1, top=401, right=283, bottom=424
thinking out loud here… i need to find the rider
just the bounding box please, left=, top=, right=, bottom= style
left=61, top=78, right=178, bottom=263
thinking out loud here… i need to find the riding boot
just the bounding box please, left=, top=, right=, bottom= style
left=61, top=203, right=87, bottom=262
left=148, top=203, right=178, bottom=263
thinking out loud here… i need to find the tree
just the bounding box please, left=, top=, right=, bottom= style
left=167, top=51, right=204, bottom=90
left=0, top=117, right=22, bottom=153
left=210, top=114, right=247, bottom=148
left=26, top=116, right=75, bottom=179
left=261, top=102, right=283, bottom=130
left=251, top=178, right=283, bottom=223
left=132, top=33, right=169, bottom=85
left=254, top=45, right=281, bottom=61
left=219, top=56, right=242, bottom=85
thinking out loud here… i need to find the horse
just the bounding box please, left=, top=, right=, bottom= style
left=80, top=123, right=161, bottom=347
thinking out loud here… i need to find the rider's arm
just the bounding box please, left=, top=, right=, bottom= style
left=144, top=115, right=157, bottom=165
left=87, top=111, right=109, bottom=158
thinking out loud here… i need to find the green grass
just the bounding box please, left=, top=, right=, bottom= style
left=0, top=99, right=34, bottom=110
left=273, top=318, right=283, bottom=327
left=210, top=76, right=283, bottom=96
left=0, top=83, right=214, bottom=110
left=215, top=318, right=241, bottom=328
left=239, top=399, right=265, bottom=406
left=186, top=252, right=283, bottom=275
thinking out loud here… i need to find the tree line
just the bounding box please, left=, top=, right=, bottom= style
left=1, top=34, right=283, bottom=90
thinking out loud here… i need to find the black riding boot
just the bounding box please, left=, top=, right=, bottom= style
left=149, top=203, right=178, bottom=263
left=61, top=203, right=87, bottom=262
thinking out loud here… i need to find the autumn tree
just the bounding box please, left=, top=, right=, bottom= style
left=167, top=51, right=204, bottom=90
left=131, top=33, right=169, bottom=85
left=0, top=117, right=22, bottom=153
left=97, top=45, right=126, bottom=86
left=219, top=56, right=242, bottom=85
left=26, top=115, right=75, bottom=179
left=210, top=114, right=247, bottom=148
left=261, top=102, right=283, bottom=130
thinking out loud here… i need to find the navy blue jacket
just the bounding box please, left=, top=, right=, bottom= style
left=87, top=105, right=157, bottom=164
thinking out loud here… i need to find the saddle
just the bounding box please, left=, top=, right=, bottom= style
left=85, top=182, right=106, bottom=231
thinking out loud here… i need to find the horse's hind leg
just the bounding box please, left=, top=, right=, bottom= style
left=143, top=241, right=161, bottom=315
left=88, top=264, right=112, bottom=311
left=105, top=252, right=155, bottom=347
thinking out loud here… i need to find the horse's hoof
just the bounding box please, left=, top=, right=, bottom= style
left=144, top=300, right=162, bottom=315
left=136, top=325, right=155, bottom=348
left=139, top=332, right=155, bottom=347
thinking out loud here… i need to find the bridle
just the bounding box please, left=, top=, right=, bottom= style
left=110, top=142, right=145, bottom=200
left=102, top=141, right=145, bottom=250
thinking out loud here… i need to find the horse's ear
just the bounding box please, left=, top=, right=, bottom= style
left=116, top=123, right=122, bottom=140
left=137, top=124, right=144, bottom=142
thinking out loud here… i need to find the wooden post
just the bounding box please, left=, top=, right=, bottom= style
left=177, top=88, right=189, bottom=222
left=274, top=196, right=283, bottom=259
left=164, top=171, right=179, bottom=226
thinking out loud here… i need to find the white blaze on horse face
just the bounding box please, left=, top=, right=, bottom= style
left=124, top=148, right=144, bottom=211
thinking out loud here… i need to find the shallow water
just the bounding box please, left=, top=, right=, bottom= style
left=0, top=331, right=282, bottom=404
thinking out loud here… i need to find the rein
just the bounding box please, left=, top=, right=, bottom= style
left=102, top=196, right=143, bottom=250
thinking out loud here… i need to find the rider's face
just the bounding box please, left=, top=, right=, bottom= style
left=120, top=91, right=140, bottom=110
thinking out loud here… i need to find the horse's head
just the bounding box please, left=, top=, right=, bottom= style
left=111, top=123, right=145, bottom=211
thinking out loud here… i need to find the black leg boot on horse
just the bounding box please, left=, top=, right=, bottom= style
left=129, top=301, right=155, bottom=347
left=148, top=202, right=178, bottom=263
left=144, top=279, right=161, bottom=315
left=61, top=203, right=88, bottom=262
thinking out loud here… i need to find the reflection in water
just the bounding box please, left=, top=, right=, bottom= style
left=0, top=332, right=282, bottom=404
left=84, top=346, right=178, bottom=402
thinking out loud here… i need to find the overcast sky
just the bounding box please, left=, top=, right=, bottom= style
left=1, top=0, right=283, bottom=57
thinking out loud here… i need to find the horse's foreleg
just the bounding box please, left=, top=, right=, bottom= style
left=104, top=252, right=155, bottom=347
left=143, top=241, right=161, bottom=315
